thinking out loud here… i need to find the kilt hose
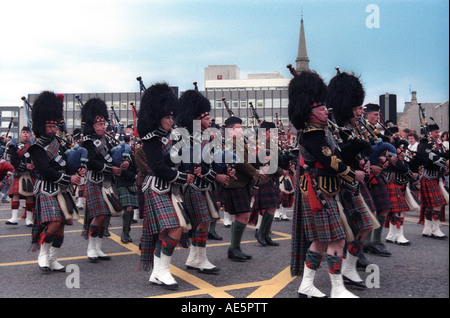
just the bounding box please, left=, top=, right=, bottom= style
left=182, top=185, right=214, bottom=226
left=369, top=175, right=392, bottom=212
left=117, top=186, right=139, bottom=209
left=220, top=185, right=253, bottom=215
left=31, top=192, right=73, bottom=251
left=420, top=177, right=446, bottom=209
left=339, top=186, right=373, bottom=235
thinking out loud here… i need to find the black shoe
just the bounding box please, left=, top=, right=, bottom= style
left=227, top=248, right=247, bottom=262
left=208, top=231, right=223, bottom=240
left=264, top=236, right=279, bottom=246
left=256, top=231, right=267, bottom=246
left=343, top=275, right=367, bottom=289
left=238, top=248, right=252, bottom=260
left=357, top=253, right=372, bottom=269
left=365, top=243, right=391, bottom=257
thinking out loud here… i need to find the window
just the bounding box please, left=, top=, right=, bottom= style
left=240, top=101, right=247, bottom=108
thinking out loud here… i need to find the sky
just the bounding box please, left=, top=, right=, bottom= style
left=1, top=0, right=448, bottom=111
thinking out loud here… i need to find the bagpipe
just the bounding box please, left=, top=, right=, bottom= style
left=248, top=101, right=262, bottom=126
left=221, top=97, right=235, bottom=117
left=111, top=142, right=132, bottom=167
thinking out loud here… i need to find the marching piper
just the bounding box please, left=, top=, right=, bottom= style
left=176, top=88, right=233, bottom=273
left=417, top=123, right=449, bottom=239
left=5, top=126, right=36, bottom=226
left=28, top=91, right=83, bottom=271
left=80, top=98, right=125, bottom=263
left=289, top=71, right=364, bottom=298
left=327, top=70, right=377, bottom=290
left=137, top=82, right=194, bottom=290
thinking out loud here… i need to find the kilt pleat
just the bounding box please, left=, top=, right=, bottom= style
left=31, top=192, right=72, bottom=250
left=339, top=186, right=373, bottom=234
left=420, top=177, right=446, bottom=208
left=369, top=176, right=392, bottom=212
left=117, top=186, right=139, bottom=208
left=85, top=181, right=112, bottom=218
left=220, top=186, right=252, bottom=215
left=182, top=186, right=213, bottom=225
left=302, top=192, right=346, bottom=242
left=386, top=181, right=409, bottom=212
left=253, top=181, right=281, bottom=210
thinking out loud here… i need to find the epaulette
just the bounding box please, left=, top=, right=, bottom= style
left=303, top=124, right=325, bottom=134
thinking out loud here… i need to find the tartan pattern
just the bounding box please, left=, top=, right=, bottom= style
left=253, top=181, right=281, bottom=210
left=192, top=229, right=208, bottom=247
left=369, top=175, right=392, bottom=212
left=305, top=249, right=323, bottom=270
left=182, top=186, right=213, bottom=225
left=291, top=164, right=311, bottom=276
left=326, top=254, right=343, bottom=274
left=117, top=186, right=139, bottom=208
left=85, top=181, right=112, bottom=218
left=420, top=177, right=446, bottom=208
left=220, top=186, right=253, bottom=214
left=386, top=181, right=409, bottom=212
left=7, top=176, right=36, bottom=199
left=160, top=234, right=179, bottom=256
left=302, top=192, right=346, bottom=242
left=346, top=239, right=363, bottom=256
left=143, top=188, right=181, bottom=236
left=359, top=182, right=376, bottom=213
left=339, top=187, right=373, bottom=234
left=31, top=192, right=72, bottom=249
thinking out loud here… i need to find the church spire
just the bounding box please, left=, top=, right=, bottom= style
left=295, top=15, right=310, bottom=73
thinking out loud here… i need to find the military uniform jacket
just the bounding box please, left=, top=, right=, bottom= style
left=28, top=136, right=71, bottom=196
left=298, top=123, right=356, bottom=197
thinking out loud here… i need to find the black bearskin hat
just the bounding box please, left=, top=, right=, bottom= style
left=327, top=71, right=365, bottom=126
left=177, top=89, right=211, bottom=133
left=81, top=98, right=109, bottom=136
left=288, top=70, right=327, bottom=130
left=31, top=91, right=64, bottom=138
left=137, top=82, right=177, bottom=138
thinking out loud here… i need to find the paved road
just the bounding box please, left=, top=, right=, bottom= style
left=0, top=201, right=448, bottom=300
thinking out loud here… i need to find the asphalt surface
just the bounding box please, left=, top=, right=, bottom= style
left=0, top=200, right=448, bottom=301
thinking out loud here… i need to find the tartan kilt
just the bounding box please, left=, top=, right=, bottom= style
left=85, top=181, right=112, bottom=218
left=31, top=192, right=73, bottom=249
left=221, top=185, right=253, bottom=215
left=117, top=186, right=139, bottom=208
left=143, top=188, right=181, bottom=235
left=302, top=192, right=346, bottom=242
left=369, top=175, right=392, bottom=212
left=182, top=186, right=213, bottom=225
left=7, top=176, right=36, bottom=199
left=359, top=182, right=376, bottom=213
left=420, top=177, right=446, bottom=208
left=253, top=181, right=281, bottom=210
left=339, top=187, right=373, bottom=234
left=387, top=181, right=409, bottom=212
